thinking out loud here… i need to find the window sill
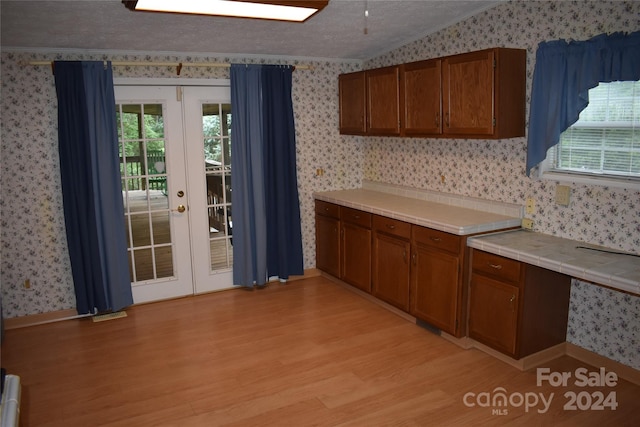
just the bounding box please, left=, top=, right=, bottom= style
left=540, top=170, right=640, bottom=190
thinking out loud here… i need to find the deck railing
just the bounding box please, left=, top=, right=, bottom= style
left=120, top=150, right=166, bottom=191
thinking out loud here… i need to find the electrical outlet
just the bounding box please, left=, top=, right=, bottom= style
left=521, top=218, right=534, bottom=230
left=555, top=185, right=571, bottom=206
left=525, top=198, right=535, bottom=214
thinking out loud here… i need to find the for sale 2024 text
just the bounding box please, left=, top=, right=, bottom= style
left=463, top=367, right=618, bottom=415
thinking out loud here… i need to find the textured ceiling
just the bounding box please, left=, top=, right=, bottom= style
left=1, top=0, right=501, bottom=60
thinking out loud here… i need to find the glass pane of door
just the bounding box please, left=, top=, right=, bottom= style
left=117, top=103, right=173, bottom=282
left=203, top=103, right=233, bottom=271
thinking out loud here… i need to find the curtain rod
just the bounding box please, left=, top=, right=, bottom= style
left=26, top=60, right=312, bottom=75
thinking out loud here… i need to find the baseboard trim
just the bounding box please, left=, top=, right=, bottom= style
left=322, top=273, right=417, bottom=324
left=4, top=308, right=89, bottom=330
left=292, top=268, right=322, bottom=280
left=439, top=332, right=474, bottom=349
left=565, top=343, right=640, bottom=386
left=3, top=269, right=322, bottom=330
left=436, top=332, right=640, bottom=385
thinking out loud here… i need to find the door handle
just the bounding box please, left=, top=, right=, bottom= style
left=173, top=204, right=186, bottom=213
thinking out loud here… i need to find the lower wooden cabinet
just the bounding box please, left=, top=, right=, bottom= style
left=340, top=207, right=372, bottom=292
left=315, top=201, right=340, bottom=278
left=316, top=202, right=469, bottom=334
left=315, top=201, right=372, bottom=291
left=468, top=249, right=571, bottom=359
left=316, top=201, right=572, bottom=362
left=372, top=215, right=411, bottom=311
left=410, top=226, right=464, bottom=336
left=469, top=274, right=520, bottom=355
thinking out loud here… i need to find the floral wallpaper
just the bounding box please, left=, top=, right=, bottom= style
left=363, top=0, right=640, bottom=369
left=0, top=52, right=362, bottom=318
left=1, top=0, right=639, bottom=369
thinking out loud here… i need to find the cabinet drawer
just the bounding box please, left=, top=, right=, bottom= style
left=412, top=226, right=461, bottom=254
left=373, top=215, right=411, bottom=239
left=340, top=207, right=372, bottom=227
left=315, top=200, right=340, bottom=219
left=472, top=250, right=521, bottom=284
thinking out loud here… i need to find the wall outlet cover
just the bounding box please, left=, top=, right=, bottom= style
left=522, top=218, right=534, bottom=230
left=555, top=185, right=571, bottom=206
left=525, top=198, right=535, bottom=214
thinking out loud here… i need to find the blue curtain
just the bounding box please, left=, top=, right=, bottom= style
left=230, top=64, right=304, bottom=287
left=526, top=31, right=640, bottom=176
left=54, top=61, right=133, bottom=314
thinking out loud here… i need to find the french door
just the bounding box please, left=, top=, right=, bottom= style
left=115, top=84, right=233, bottom=304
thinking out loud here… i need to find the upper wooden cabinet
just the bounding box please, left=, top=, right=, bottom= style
left=339, top=66, right=401, bottom=136
left=366, top=66, right=401, bottom=135
left=338, top=47, right=526, bottom=139
left=442, top=48, right=526, bottom=138
left=338, top=71, right=367, bottom=134
left=402, top=59, right=442, bottom=136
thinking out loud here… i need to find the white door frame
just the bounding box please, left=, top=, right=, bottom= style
left=114, top=79, right=234, bottom=304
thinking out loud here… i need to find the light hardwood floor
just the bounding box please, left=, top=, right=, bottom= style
left=2, top=276, right=639, bottom=426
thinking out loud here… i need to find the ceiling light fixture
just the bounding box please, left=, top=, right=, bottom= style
left=122, top=0, right=329, bottom=22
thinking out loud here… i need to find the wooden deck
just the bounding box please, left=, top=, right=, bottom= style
left=124, top=190, right=232, bottom=282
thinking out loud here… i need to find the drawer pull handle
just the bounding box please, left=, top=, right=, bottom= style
left=430, top=237, right=442, bottom=242
left=353, top=215, right=360, bottom=219
left=386, top=224, right=396, bottom=230
left=489, top=263, right=503, bottom=270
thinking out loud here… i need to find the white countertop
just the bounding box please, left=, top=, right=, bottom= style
left=314, top=188, right=522, bottom=236
left=467, top=230, right=640, bottom=296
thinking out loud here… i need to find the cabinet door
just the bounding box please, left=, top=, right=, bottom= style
left=402, top=60, right=442, bottom=136
left=315, top=214, right=340, bottom=277
left=410, top=243, right=460, bottom=335
left=339, top=71, right=366, bottom=135
left=366, top=66, right=401, bottom=135
left=468, top=273, right=519, bottom=357
left=372, top=232, right=411, bottom=311
left=341, top=222, right=372, bottom=292
left=442, top=50, right=494, bottom=135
